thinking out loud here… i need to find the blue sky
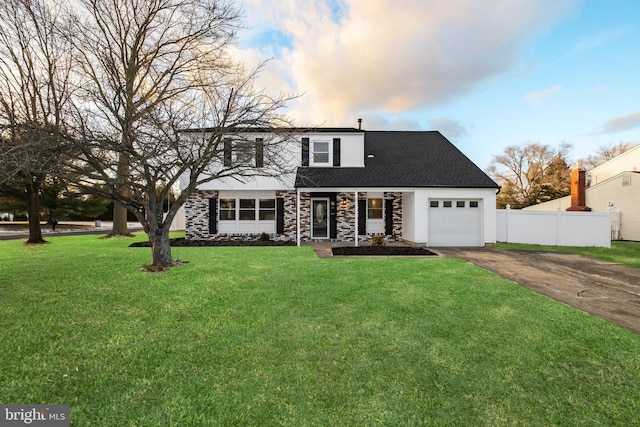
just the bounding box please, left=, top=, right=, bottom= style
left=235, top=0, right=640, bottom=169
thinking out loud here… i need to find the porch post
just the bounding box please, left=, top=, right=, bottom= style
left=296, top=189, right=301, bottom=246
left=354, top=190, right=359, bottom=247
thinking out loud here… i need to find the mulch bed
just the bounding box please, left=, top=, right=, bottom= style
left=332, top=246, right=437, bottom=256
left=130, top=238, right=296, bottom=247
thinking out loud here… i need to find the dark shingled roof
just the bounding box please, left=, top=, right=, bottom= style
left=295, top=131, right=499, bottom=189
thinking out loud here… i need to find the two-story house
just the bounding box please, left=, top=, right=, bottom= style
left=183, top=128, right=499, bottom=247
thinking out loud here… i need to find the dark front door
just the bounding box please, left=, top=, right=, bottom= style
left=312, top=198, right=329, bottom=238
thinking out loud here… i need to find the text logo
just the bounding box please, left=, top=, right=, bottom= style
left=1, top=405, right=69, bottom=427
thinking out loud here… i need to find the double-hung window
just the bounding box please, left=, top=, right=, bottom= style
left=217, top=194, right=277, bottom=234
left=259, top=199, right=276, bottom=220
left=235, top=140, right=254, bottom=164
left=313, top=141, right=330, bottom=164
left=219, top=197, right=276, bottom=222
left=219, top=199, right=236, bottom=220
left=239, top=199, right=256, bottom=220
left=367, top=198, right=383, bottom=219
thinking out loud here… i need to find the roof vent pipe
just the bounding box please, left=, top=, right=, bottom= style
left=357, top=118, right=362, bottom=130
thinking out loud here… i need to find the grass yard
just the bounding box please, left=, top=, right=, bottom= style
left=1, top=234, right=639, bottom=426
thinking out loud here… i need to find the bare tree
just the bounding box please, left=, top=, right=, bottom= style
left=488, top=142, right=572, bottom=209
left=65, top=0, right=295, bottom=269
left=578, top=141, right=636, bottom=171
left=0, top=0, right=74, bottom=243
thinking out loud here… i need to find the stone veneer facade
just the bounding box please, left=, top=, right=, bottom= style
left=288, top=191, right=402, bottom=243
left=184, top=190, right=218, bottom=240
left=185, top=190, right=402, bottom=243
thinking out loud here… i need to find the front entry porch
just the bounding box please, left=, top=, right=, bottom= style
left=296, top=190, right=403, bottom=246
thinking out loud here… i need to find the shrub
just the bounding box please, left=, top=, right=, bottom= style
left=259, top=232, right=271, bottom=242
left=371, top=234, right=385, bottom=247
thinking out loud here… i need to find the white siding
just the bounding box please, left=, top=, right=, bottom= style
left=335, top=133, right=365, bottom=167
left=401, top=192, right=416, bottom=242
left=590, top=144, right=640, bottom=184
left=190, top=131, right=365, bottom=191
left=584, top=173, right=640, bottom=241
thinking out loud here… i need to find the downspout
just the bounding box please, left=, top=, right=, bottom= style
left=296, top=189, right=301, bottom=246
left=354, top=190, right=359, bottom=247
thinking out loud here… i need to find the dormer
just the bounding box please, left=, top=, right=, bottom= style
left=300, top=129, right=365, bottom=168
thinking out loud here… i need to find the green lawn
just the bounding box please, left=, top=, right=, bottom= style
left=1, top=235, right=639, bottom=426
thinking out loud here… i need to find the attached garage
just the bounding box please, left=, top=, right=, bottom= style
left=428, top=199, right=483, bottom=246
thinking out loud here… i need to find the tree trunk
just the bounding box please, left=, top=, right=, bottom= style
left=111, top=201, right=130, bottom=235
left=148, top=227, right=173, bottom=267
left=26, top=179, right=46, bottom=244
left=110, top=153, right=131, bottom=237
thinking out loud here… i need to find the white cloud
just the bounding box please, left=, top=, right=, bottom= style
left=238, top=0, right=575, bottom=125
left=601, top=112, right=640, bottom=134
left=524, top=85, right=562, bottom=105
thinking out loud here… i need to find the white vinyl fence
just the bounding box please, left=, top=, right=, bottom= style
left=496, top=207, right=611, bottom=247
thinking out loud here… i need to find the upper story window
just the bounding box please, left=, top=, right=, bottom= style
left=235, top=140, right=254, bottom=164
left=313, top=141, right=330, bottom=164
left=224, top=137, right=264, bottom=168
left=302, top=137, right=342, bottom=167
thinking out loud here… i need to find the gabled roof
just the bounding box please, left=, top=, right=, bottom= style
left=295, top=131, right=499, bottom=189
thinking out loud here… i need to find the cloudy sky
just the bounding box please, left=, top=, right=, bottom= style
left=234, top=0, right=640, bottom=169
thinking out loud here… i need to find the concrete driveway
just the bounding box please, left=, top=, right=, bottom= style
left=436, top=248, right=640, bottom=335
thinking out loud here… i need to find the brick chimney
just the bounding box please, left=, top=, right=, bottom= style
left=566, top=164, right=591, bottom=211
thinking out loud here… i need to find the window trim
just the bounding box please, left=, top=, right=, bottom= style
left=219, top=198, right=236, bottom=220
left=234, top=140, right=254, bottom=165
left=259, top=198, right=276, bottom=221
left=219, top=197, right=277, bottom=222
left=311, top=140, right=331, bottom=165
left=367, top=198, right=383, bottom=219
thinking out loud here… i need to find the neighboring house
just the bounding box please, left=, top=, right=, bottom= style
left=183, top=128, right=499, bottom=247
left=525, top=145, right=640, bottom=240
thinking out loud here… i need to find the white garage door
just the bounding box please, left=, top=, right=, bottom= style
left=428, top=199, right=482, bottom=246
